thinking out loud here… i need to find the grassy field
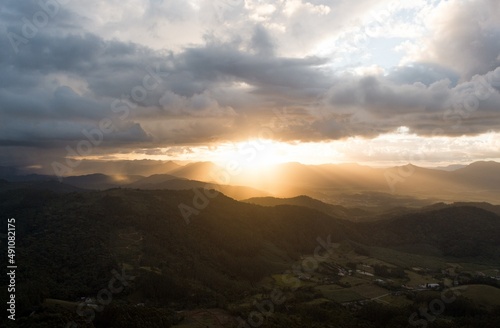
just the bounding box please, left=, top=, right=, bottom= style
left=453, top=261, right=500, bottom=272
left=339, top=275, right=372, bottom=286
left=43, top=298, right=79, bottom=310
left=368, top=246, right=447, bottom=269
left=455, top=285, right=500, bottom=308
left=376, top=294, right=413, bottom=307
left=315, top=285, right=365, bottom=303
left=405, top=270, right=436, bottom=286
left=305, top=298, right=335, bottom=306
left=350, top=284, right=389, bottom=299
left=368, top=245, right=499, bottom=273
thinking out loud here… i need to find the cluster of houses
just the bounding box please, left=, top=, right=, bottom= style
left=374, top=278, right=441, bottom=291
left=419, top=283, right=441, bottom=290
left=337, top=268, right=352, bottom=277
left=298, top=260, right=498, bottom=294
left=475, top=271, right=500, bottom=280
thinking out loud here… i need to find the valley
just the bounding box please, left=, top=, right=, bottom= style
left=1, top=180, right=500, bottom=327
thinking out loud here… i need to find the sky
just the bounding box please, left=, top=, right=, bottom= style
left=1, top=0, right=500, bottom=174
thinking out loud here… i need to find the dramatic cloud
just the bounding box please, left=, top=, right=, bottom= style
left=405, top=0, right=500, bottom=79
left=0, top=0, right=499, bottom=170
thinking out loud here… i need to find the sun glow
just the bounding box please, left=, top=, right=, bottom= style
left=214, top=139, right=288, bottom=175
left=68, top=131, right=500, bottom=175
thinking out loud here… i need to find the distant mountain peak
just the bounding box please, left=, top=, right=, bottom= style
left=456, top=160, right=500, bottom=174
left=466, top=160, right=500, bottom=168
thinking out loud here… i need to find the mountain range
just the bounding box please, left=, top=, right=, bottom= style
left=1, top=160, right=499, bottom=205
left=2, top=170, right=500, bottom=327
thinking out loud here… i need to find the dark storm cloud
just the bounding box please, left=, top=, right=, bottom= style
left=172, top=41, right=330, bottom=96
left=0, top=0, right=162, bottom=159
left=325, top=75, right=452, bottom=115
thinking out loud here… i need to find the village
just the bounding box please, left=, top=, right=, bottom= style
left=274, top=242, right=500, bottom=309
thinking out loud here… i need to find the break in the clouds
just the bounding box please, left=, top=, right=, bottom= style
left=0, top=0, right=499, bottom=169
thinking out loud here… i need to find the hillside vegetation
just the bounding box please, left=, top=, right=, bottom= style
left=1, top=186, right=500, bottom=327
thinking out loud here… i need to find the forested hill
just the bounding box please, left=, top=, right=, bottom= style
left=0, top=188, right=349, bottom=313
left=1, top=187, right=500, bottom=326
left=353, top=206, right=500, bottom=258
